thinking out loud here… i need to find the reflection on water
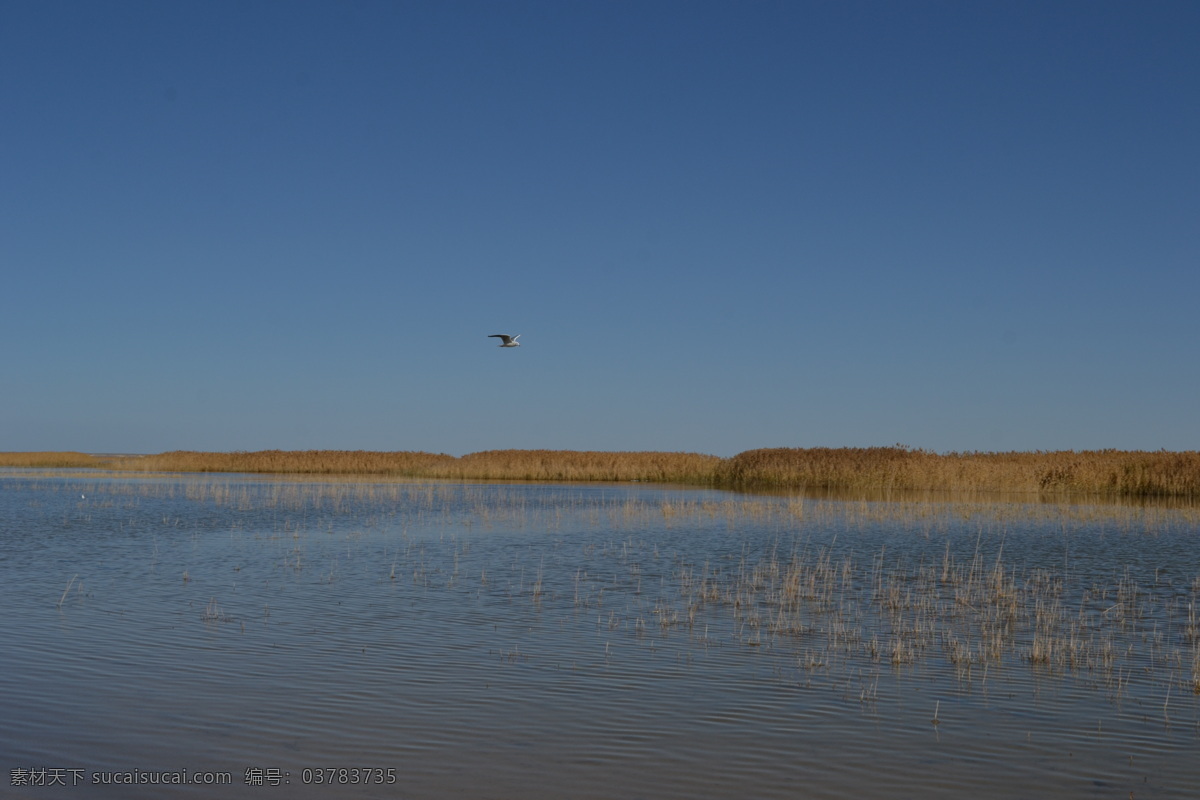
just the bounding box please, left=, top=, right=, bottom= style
left=745, top=482, right=1200, bottom=510
left=2, top=473, right=1198, bottom=799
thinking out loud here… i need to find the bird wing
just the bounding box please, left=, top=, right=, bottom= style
left=488, top=334, right=513, bottom=344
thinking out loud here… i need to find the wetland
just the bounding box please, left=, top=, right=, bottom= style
left=2, top=471, right=1198, bottom=798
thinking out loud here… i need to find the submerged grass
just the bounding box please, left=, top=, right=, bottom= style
left=3, top=446, right=1200, bottom=498
left=560, top=499, right=1200, bottom=705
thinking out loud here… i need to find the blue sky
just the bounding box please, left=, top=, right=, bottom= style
left=3, top=1, right=1197, bottom=457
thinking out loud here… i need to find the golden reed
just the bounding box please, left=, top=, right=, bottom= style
left=0, top=451, right=106, bottom=468
left=715, top=447, right=1200, bottom=496
left=2, top=447, right=1198, bottom=497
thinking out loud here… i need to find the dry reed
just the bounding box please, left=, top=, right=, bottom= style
left=650, top=520, right=1200, bottom=700
left=3, top=446, right=1200, bottom=497
left=104, top=449, right=457, bottom=475
left=715, top=447, right=1200, bottom=497
left=0, top=451, right=106, bottom=468
left=435, top=449, right=720, bottom=483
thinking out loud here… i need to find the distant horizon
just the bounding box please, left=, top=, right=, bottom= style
left=10, top=443, right=1195, bottom=460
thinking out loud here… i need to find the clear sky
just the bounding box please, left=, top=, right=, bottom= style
left=3, top=1, right=1197, bottom=457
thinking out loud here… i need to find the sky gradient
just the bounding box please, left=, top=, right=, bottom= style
left=3, top=1, right=1198, bottom=457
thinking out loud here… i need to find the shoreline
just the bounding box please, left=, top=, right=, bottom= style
left=2, top=447, right=1199, bottom=498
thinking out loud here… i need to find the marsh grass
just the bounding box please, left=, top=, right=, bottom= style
left=0, top=452, right=106, bottom=468
left=104, top=449, right=459, bottom=476
left=453, top=449, right=722, bottom=483
left=657, top=530, right=1200, bottom=700
left=717, top=447, right=1200, bottom=497
left=5, top=447, right=1200, bottom=497
left=111, top=449, right=722, bottom=483
left=201, top=597, right=232, bottom=623
left=515, top=495, right=1199, bottom=705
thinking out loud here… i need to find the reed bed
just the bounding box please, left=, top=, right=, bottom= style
left=715, top=447, right=1200, bottom=497
left=0, top=449, right=719, bottom=484
left=0, top=451, right=107, bottom=468
left=103, top=449, right=458, bottom=475
left=434, top=449, right=721, bottom=483
left=3, top=446, right=1200, bottom=497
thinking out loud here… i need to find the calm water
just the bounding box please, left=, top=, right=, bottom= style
left=2, top=472, right=1198, bottom=799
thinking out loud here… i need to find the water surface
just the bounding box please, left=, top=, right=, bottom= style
left=2, top=473, right=1198, bottom=798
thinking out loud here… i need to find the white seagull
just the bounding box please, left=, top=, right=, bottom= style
left=489, top=334, right=521, bottom=348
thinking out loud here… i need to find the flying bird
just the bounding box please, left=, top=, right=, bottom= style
left=489, top=334, right=521, bottom=348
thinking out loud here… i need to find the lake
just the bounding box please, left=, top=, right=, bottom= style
left=2, top=471, right=1198, bottom=798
